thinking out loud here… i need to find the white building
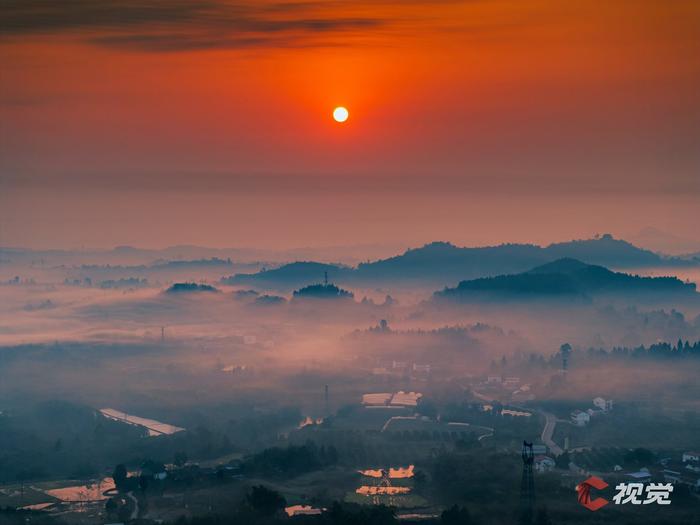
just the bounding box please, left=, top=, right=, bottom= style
left=570, top=410, right=590, bottom=426
left=534, top=456, right=556, bottom=473
left=682, top=451, right=700, bottom=463
left=592, top=397, right=613, bottom=411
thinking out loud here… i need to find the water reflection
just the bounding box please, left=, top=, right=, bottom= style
left=297, top=416, right=324, bottom=429
left=100, top=408, right=185, bottom=436
left=356, top=486, right=411, bottom=495
left=285, top=504, right=323, bottom=516
left=44, top=477, right=114, bottom=502
left=359, top=465, right=415, bottom=479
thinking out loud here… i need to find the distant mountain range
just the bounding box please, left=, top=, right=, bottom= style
left=434, top=258, right=696, bottom=302
left=224, top=234, right=696, bottom=290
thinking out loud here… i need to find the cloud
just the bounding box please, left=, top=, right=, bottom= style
left=0, top=0, right=393, bottom=52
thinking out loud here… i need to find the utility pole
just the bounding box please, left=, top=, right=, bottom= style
left=560, top=343, right=571, bottom=376
left=520, top=440, right=535, bottom=523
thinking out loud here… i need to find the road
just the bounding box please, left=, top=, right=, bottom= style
left=540, top=411, right=563, bottom=456
left=126, top=492, right=139, bottom=520
left=477, top=427, right=494, bottom=441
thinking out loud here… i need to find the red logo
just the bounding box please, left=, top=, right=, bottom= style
left=576, top=476, right=610, bottom=511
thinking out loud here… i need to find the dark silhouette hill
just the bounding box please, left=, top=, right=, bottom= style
left=292, top=283, right=354, bottom=300
left=223, top=235, right=692, bottom=289
left=435, top=258, right=696, bottom=302
left=222, top=262, right=350, bottom=289
left=165, top=282, right=219, bottom=294
left=542, top=234, right=661, bottom=267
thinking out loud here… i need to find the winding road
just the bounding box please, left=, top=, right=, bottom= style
left=540, top=411, right=563, bottom=456
left=126, top=492, right=139, bottom=520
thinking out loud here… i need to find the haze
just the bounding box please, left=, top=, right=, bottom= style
left=1, top=2, right=700, bottom=525
left=1, top=0, right=699, bottom=250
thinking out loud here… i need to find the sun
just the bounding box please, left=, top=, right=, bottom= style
left=333, top=106, right=349, bottom=123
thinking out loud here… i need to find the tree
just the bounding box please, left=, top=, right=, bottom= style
left=534, top=507, right=552, bottom=525
left=138, top=474, right=149, bottom=492
left=112, top=464, right=127, bottom=490
left=624, top=448, right=654, bottom=466
left=518, top=509, right=533, bottom=525
left=173, top=451, right=188, bottom=468
left=105, top=497, right=118, bottom=516
left=555, top=451, right=570, bottom=470
left=246, top=485, right=286, bottom=516
left=441, top=505, right=472, bottom=525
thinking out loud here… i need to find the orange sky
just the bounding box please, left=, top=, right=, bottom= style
left=1, top=1, right=699, bottom=249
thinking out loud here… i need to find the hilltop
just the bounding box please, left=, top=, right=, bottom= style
left=434, top=258, right=696, bottom=302
left=223, top=235, right=692, bottom=290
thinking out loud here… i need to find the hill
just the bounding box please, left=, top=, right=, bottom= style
left=222, top=235, right=692, bottom=290
left=165, top=282, right=219, bottom=294
left=435, top=258, right=696, bottom=302
left=222, top=262, right=350, bottom=290
left=292, top=283, right=354, bottom=300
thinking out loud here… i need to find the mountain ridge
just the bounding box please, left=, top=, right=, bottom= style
left=434, top=258, right=696, bottom=302
left=223, top=235, right=694, bottom=290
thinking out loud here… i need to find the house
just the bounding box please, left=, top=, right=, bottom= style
left=503, top=377, right=520, bottom=388
left=663, top=467, right=700, bottom=492
left=593, top=397, right=613, bottom=411
left=682, top=451, right=700, bottom=463
left=486, top=376, right=502, bottom=384
left=534, top=455, right=556, bottom=473
left=412, top=363, right=431, bottom=373
left=570, top=410, right=590, bottom=426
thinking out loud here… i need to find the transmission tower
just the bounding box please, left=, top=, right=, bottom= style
left=560, top=343, right=571, bottom=374
left=520, top=440, right=535, bottom=521
left=373, top=469, right=395, bottom=506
